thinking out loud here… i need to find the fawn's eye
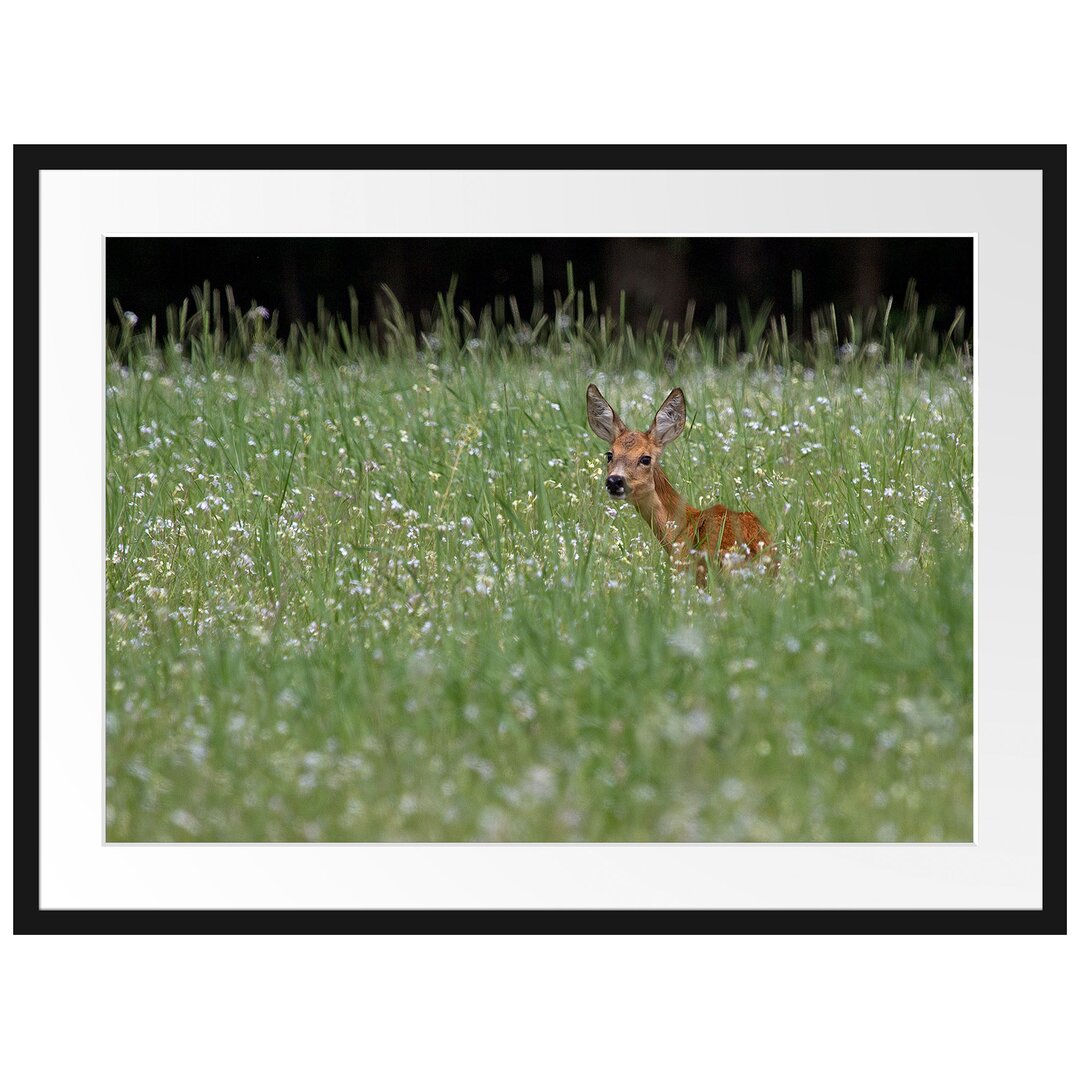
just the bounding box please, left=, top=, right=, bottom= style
left=606, top=452, right=613, bottom=462
left=639, top=455, right=652, bottom=466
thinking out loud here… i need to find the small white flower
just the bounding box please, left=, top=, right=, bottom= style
left=523, top=766, right=556, bottom=801
left=170, top=809, right=199, bottom=833
left=668, top=625, right=705, bottom=659
left=683, top=709, right=711, bottom=737
left=721, top=778, right=746, bottom=801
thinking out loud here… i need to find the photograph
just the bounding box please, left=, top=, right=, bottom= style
left=104, top=234, right=975, bottom=843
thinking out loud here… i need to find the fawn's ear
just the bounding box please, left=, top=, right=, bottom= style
left=586, top=384, right=626, bottom=443
left=649, top=387, right=686, bottom=447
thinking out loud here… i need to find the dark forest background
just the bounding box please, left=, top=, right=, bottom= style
left=106, top=236, right=973, bottom=338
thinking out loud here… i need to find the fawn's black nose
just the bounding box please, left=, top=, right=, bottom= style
left=606, top=474, right=626, bottom=496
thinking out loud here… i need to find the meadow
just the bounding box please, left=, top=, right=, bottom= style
left=106, top=283, right=973, bottom=841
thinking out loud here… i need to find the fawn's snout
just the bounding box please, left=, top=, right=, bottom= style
left=605, top=474, right=627, bottom=497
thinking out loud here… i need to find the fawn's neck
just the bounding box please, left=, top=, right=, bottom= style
left=633, top=466, right=693, bottom=552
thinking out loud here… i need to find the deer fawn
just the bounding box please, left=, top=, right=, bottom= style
left=586, top=384, right=777, bottom=587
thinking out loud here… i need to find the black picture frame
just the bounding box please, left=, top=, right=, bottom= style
left=16, top=144, right=1065, bottom=934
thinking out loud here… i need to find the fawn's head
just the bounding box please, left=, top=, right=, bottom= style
left=586, top=384, right=686, bottom=502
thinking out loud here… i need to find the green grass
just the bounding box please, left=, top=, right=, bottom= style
left=106, top=288, right=973, bottom=842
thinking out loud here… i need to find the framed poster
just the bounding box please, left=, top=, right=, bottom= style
left=18, top=145, right=1062, bottom=930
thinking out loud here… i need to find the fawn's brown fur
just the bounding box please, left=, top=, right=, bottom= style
left=587, top=384, right=777, bottom=587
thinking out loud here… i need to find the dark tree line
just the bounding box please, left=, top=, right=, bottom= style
left=107, top=236, right=973, bottom=337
